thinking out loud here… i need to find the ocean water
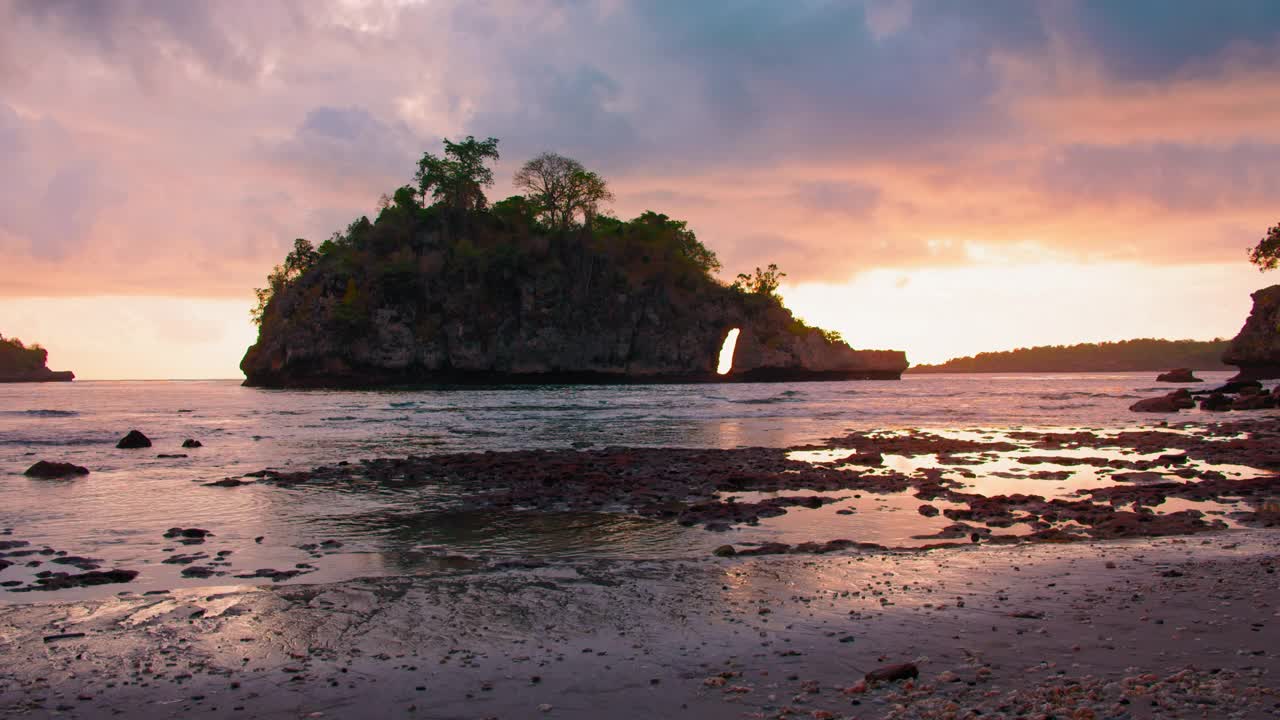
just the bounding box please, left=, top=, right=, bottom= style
left=0, top=371, right=1269, bottom=601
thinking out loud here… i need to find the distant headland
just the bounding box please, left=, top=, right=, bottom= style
left=908, top=338, right=1232, bottom=374
left=241, top=138, right=907, bottom=388
left=0, top=335, right=74, bottom=383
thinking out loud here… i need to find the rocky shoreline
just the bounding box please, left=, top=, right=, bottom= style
left=4, top=410, right=1279, bottom=717
left=0, top=369, right=74, bottom=383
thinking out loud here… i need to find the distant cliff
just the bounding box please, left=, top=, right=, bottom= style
left=241, top=205, right=905, bottom=388
left=908, top=339, right=1231, bottom=374
left=0, top=335, right=74, bottom=383
left=1223, top=285, right=1280, bottom=380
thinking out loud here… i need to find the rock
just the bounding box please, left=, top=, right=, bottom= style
left=1209, top=379, right=1263, bottom=394
left=116, top=430, right=152, bottom=449
left=51, top=556, right=102, bottom=571
left=917, top=504, right=940, bottom=517
left=0, top=336, right=75, bottom=383
left=1130, top=389, right=1195, bottom=412
left=24, top=461, right=90, bottom=478
left=1200, top=393, right=1234, bottom=411
left=1156, top=368, right=1202, bottom=383
left=1232, top=393, right=1276, bottom=411
left=1223, top=285, right=1280, bottom=380
left=156, top=453, right=188, bottom=459
left=182, top=439, right=203, bottom=448
left=712, top=544, right=737, bottom=557
left=204, top=478, right=250, bottom=487
left=865, top=663, right=919, bottom=683
left=19, top=569, right=138, bottom=591
left=239, top=218, right=908, bottom=388
left=163, top=528, right=212, bottom=542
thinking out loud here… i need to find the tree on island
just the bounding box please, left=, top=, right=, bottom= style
left=251, top=238, right=320, bottom=326
left=0, top=334, right=49, bottom=373
left=414, top=136, right=500, bottom=212
left=1247, top=222, right=1280, bottom=271
left=248, top=135, right=794, bottom=328
left=513, top=152, right=615, bottom=229
left=732, top=263, right=787, bottom=299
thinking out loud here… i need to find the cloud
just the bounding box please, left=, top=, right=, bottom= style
left=0, top=103, right=122, bottom=261
left=1067, top=0, right=1280, bottom=83
left=0, top=0, right=1278, bottom=298
left=6, top=0, right=305, bottom=86
left=262, top=105, right=422, bottom=190
left=1043, top=142, right=1280, bottom=213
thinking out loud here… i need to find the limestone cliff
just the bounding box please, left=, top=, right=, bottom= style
left=241, top=216, right=905, bottom=388
left=1223, top=285, right=1280, bottom=380
left=0, top=335, right=74, bottom=383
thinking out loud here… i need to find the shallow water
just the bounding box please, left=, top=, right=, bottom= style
left=0, top=371, right=1273, bottom=601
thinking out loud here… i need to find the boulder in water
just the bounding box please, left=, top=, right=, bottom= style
left=1130, top=389, right=1195, bottom=413
left=116, top=430, right=152, bottom=449
left=1200, top=393, right=1234, bottom=412
left=1156, top=368, right=1201, bottom=383
left=24, top=461, right=90, bottom=478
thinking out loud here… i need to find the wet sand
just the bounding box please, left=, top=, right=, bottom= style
left=3, top=416, right=1280, bottom=718
left=1, top=530, right=1276, bottom=719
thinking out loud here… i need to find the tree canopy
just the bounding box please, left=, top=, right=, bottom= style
left=513, top=152, right=614, bottom=228
left=732, top=263, right=786, bottom=299
left=1248, top=222, right=1280, bottom=271
left=414, top=136, right=500, bottom=212
left=248, top=137, right=796, bottom=330
left=251, top=238, right=319, bottom=326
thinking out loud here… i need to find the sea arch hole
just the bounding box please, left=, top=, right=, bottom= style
left=716, top=328, right=741, bottom=375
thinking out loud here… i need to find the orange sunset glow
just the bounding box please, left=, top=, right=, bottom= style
left=2, top=1, right=1279, bottom=378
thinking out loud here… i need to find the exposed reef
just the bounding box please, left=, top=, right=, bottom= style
left=0, top=335, right=73, bottom=383
left=1223, top=284, right=1280, bottom=380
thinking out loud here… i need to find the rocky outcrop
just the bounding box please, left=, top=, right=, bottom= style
left=1156, top=368, right=1201, bottom=383
left=116, top=430, right=152, bottom=449
left=241, top=228, right=906, bottom=388
left=0, top=336, right=73, bottom=383
left=1224, top=285, right=1280, bottom=380
left=1129, top=389, right=1196, bottom=413
left=24, top=461, right=90, bottom=478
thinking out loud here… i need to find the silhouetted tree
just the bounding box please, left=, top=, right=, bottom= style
left=513, top=152, right=613, bottom=228
left=1248, top=222, right=1280, bottom=271
left=733, top=263, right=786, bottom=299
left=252, top=238, right=320, bottom=326
left=414, top=136, right=500, bottom=212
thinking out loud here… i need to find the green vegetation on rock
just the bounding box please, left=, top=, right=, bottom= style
left=1247, top=221, right=1280, bottom=272
left=909, top=339, right=1232, bottom=374
left=241, top=137, right=907, bottom=387
left=0, top=334, right=73, bottom=382
left=250, top=138, right=749, bottom=332
left=0, top=335, right=49, bottom=375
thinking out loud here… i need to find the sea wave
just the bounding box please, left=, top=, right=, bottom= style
left=0, top=409, right=80, bottom=418
left=729, top=395, right=806, bottom=405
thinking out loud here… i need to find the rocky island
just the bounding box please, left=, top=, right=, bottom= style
left=0, top=334, right=74, bottom=383
left=1223, top=284, right=1280, bottom=380
left=242, top=140, right=906, bottom=387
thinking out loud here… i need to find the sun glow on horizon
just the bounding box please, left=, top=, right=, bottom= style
left=1, top=261, right=1271, bottom=380
left=717, top=328, right=740, bottom=375
left=782, top=261, right=1269, bottom=367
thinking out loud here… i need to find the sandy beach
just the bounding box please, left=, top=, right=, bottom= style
left=2, top=528, right=1277, bottom=719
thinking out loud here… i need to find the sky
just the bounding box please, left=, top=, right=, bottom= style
left=1, top=0, right=1279, bottom=379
